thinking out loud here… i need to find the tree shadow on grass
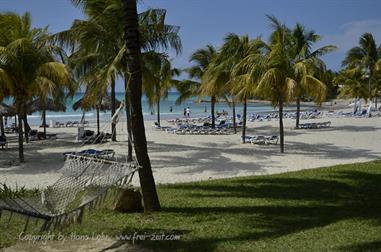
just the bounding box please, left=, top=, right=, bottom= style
left=144, top=166, right=381, bottom=251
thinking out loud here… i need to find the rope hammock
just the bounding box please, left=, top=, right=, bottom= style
left=0, top=101, right=140, bottom=231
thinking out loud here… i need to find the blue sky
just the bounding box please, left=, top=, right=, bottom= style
left=1, top=0, right=381, bottom=91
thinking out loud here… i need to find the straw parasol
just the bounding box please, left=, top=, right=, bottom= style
left=0, top=103, right=15, bottom=117
left=27, top=98, right=66, bottom=114
left=72, top=95, right=121, bottom=134
left=72, top=95, right=121, bottom=112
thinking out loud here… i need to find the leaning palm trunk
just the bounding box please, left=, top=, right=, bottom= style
left=296, top=97, right=301, bottom=128
left=279, top=95, right=285, bottom=153
left=96, top=107, right=100, bottom=135
left=16, top=100, right=24, bottom=162
left=111, top=79, right=117, bottom=141
left=156, top=95, right=160, bottom=127
left=122, top=0, right=160, bottom=211
left=42, top=109, right=47, bottom=139
left=242, top=98, right=247, bottom=143
left=0, top=116, right=4, bottom=137
left=18, top=114, right=24, bottom=162
left=211, top=96, right=216, bottom=129
left=22, top=112, right=30, bottom=144
left=232, top=97, right=237, bottom=134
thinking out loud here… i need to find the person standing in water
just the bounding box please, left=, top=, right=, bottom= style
left=186, top=107, right=191, bottom=118
left=183, top=108, right=186, bottom=117
left=170, top=106, right=173, bottom=112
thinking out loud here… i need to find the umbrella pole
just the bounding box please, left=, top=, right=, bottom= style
left=43, top=109, right=47, bottom=139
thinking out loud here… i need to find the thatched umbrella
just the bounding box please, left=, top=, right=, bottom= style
left=0, top=103, right=16, bottom=136
left=27, top=98, right=66, bottom=138
left=0, top=103, right=15, bottom=116
left=72, top=95, right=121, bottom=134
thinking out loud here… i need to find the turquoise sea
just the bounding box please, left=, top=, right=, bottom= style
left=4, top=92, right=311, bottom=126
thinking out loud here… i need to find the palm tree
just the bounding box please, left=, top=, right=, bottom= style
left=291, top=24, right=336, bottom=127
left=334, top=68, right=369, bottom=101
left=0, top=12, right=74, bottom=162
left=60, top=2, right=182, bottom=144
left=188, top=45, right=219, bottom=128
left=121, top=0, right=161, bottom=212
left=254, top=16, right=295, bottom=153
left=142, top=52, right=180, bottom=127
left=343, top=33, right=381, bottom=110
left=229, top=37, right=267, bottom=142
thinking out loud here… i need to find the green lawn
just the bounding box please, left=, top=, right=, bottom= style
left=1, top=160, right=381, bottom=251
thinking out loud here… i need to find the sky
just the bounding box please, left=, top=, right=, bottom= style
left=1, top=0, right=381, bottom=91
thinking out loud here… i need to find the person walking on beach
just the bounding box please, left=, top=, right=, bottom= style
left=183, top=108, right=186, bottom=117
left=186, top=107, right=191, bottom=118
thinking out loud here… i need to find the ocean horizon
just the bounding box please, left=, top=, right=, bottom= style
left=3, top=92, right=313, bottom=126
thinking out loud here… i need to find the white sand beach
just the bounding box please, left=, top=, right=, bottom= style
left=1, top=111, right=381, bottom=189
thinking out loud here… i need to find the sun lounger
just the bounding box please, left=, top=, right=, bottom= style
left=66, top=121, right=73, bottom=127
left=251, top=135, right=267, bottom=145
left=265, top=135, right=279, bottom=145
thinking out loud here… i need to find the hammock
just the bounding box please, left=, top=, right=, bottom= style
left=0, top=101, right=140, bottom=231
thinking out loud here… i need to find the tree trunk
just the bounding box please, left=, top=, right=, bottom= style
left=0, top=116, right=4, bottom=137
left=157, top=94, right=160, bottom=127
left=242, top=98, right=247, bottom=143
left=23, top=112, right=30, bottom=144
left=279, top=95, right=285, bottom=153
left=96, top=107, right=100, bottom=135
left=232, top=97, right=237, bottom=134
left=111, top=78, right=117, bottom=141
left=42, top=109, right=47, bottom=139
left=211, top=96, right=216, bottom=129
left=296, top=97, right=300, bottom=128
left=122, top=0, right=160, bottom=212
left=17, top=113, right=24, bottom=162
left=375, top=96, right=378, bottom=110
left=124, top=77, right=133, bottom=162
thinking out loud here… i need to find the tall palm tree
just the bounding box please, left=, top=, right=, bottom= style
left=229, top=37, right=267, bottom=142
left=0, top=12, right=74, bottom=162
left=254, top=16, right=295, bottom=153
left=142, top=52, right=180, bottom=127
left=188, top=45, right=219, bottom=128
left=60, top=1, right=182, bottom=143
left=334, top=67, right=369, bottom=101
left=343, top=33, right=381, bottom=109
left=121, top=0, right=161, bottom=212
left=291, top=24, right=336, bottom=127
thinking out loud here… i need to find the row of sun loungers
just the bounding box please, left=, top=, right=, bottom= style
left=243, top=135, right=279, bottom=145
left=249, top=111, right=322, bottom=122
left=63, top=149, right=115, bottom=160
left=54, top=120, right=89, bottom=128
left=169, top=127, right=234, bottom=135
left=325, top=110, right=381, bottom=118
left=155, top=121, right=238, bottom=135
left=297, top=121, right=331, bottom=129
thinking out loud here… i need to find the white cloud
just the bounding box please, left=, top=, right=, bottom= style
left=321, top=19, right=381, bottom=52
